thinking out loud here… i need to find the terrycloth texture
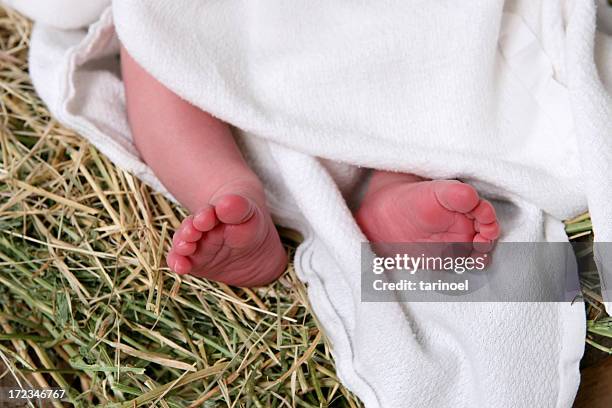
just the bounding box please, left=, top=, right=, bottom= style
left=11, top=0, right=612, bottom=406
left=3, top=0, right=109, bottom=29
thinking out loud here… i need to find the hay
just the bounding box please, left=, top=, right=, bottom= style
left=0, top=7, right=360, bottom=407
left=0, top=5, right=609, bottom=408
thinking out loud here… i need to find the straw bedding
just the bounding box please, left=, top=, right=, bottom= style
left=0, top=5, right=609, bottom=408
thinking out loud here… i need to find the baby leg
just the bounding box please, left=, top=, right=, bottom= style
left=121, top=46, right=287, bottom=286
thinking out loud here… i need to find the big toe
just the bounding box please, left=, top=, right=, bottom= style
left=214, top=194, right=256, bottom=224
left=434, top=181, right=480, bottom=213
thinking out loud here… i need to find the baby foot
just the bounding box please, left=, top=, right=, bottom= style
left=356, top=178, right=500, bottom=257
left=167, top=192, right=287, bottom=287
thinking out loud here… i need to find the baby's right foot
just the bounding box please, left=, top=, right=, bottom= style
left=167, top=185, right=287, bottom=287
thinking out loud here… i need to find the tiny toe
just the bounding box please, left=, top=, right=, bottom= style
left=172, top=231, right=183, bottom=246
left=214, top=194, right=256, bottom=224
left=167, top=252, right=192, bottom=274
left=193, top=206, right=218, bottom=231
left=174, top=241, right=197, bottom=256
left=473, top=234, right=494, bottom=252
left=470, top=200, right=497, bottom=225
left=434, top=181, right=480, bottom=213
left=178, top=217, right=203, bottom=242
left=476, top=221, right=500, bottom=240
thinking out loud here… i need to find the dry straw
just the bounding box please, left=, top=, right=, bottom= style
left=0, top=5, right=609, bottom=408
left=0, top=7, right=360, bottom=407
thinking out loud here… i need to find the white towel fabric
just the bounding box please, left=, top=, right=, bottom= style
left=9, top=0, right=612, bottom=406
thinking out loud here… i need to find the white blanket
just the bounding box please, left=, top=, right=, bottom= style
left=10, top=0, right=612, bottom=406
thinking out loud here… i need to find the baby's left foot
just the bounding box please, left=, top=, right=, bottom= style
left=356, top=171, right=500, bottom=256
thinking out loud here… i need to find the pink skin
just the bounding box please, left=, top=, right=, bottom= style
left=121, top=46, right=286, bottom=286
left=167, top=192, right=288, bottom=286
left=121, top=46, right=499, bottom=287
left=356, top=171, right=500, bottom=259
